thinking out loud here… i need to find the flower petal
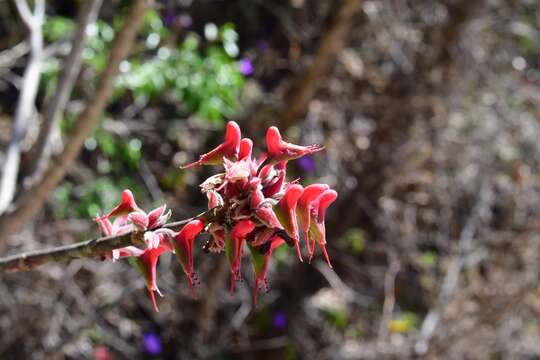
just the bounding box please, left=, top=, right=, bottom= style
left=226, top=219, right=255, bottom=292
left=105, top=189, right=140, bottom=218
left=172, top=219, right=205, bottom=296
left=181, top=121, right=241, bottom=168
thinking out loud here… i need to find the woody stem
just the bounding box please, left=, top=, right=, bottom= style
left=0, top=211, right=211, bottom=273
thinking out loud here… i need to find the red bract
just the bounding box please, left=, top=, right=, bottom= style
left=171, top=219, right=205, bottom=295
left=296, top=184, right=329, bottom=257
left=275, top=184, right=304, bottom=260
left=308, top=189, right=338, bottom=267
left=135, top=241, right=169, bottom=312
left=181, top=121, right=241, bottom=168
left=93, top=121, right=337, bottom=310
left=227, top=219, right=256, bottom=292
left=103, top=189, right=141, bottom=218
left=265, top=126, right=324, bottom=163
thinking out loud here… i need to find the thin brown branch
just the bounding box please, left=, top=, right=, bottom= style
left=0, top=0, right=152, bottom=243
left=278, top=0, right=363, bottom=129
left=0, top=211, right=209, bottom=274
left=24, top=0, right=104, bottom=182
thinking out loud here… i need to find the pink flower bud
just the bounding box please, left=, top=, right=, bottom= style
left=128, top=211, right=149, bottom=231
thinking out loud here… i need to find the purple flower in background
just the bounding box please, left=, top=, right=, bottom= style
left=256, top=40, right=269, bottom=52
left=162, top=13, right=175, bottom=27
left=297, top=155, right=316, bottom=174
left=143, top=332, right=162, bottom=356
left=178, top=14, right=193, bottom=29
left=239, top=58, right=254, bottom=76
left=272, top=311, right=288, bottom=329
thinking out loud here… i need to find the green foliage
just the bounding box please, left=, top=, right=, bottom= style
left=53, top=177, right=143, bottom=219
left=43, top=16, right=75, bottom=42
left=420, top=251, right=437, bottom=268
left=324, top=308, right=348, bottom=329
left=388, top=312, right=420, bottom=333
left=340, top=228, right=365, bottom=255
left=42, top=11, right=245, bottom=124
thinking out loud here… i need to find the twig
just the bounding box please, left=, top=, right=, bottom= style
left=0, top=0, right=153, bottom=243
left=0, top=0, right=44, bottom=214
left=278, top=0, right=363, bottom=129
left=414, top=183, right=492, bottom=355
left=314, top=260, right=373, bottom=305
left=378, top=250, right=400, bottom=339
left=0, top=211, right=209, bottom=273
left=24, top=0, right=104, bottom=183
left=0, top=41, right=30, bottom=69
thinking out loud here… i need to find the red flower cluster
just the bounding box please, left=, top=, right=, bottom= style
left=95, top=121, right=337, bottom=310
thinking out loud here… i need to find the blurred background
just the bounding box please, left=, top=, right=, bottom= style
left=0, top=0, right=539, bottom=359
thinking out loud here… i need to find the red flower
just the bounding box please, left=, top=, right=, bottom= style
left=91, top=122, right=337, bottom=309
left=102, top=189, right=141, bottom=219
left=171, top=219, right=205, bottom=296
left=135, top=240, right=170, bottom=312
left=226, top=219, right=255, bottom=292
left=249, top=235, right=285, bottom=305
left=94, top=190, right=175, bottom=311
left=296, top=183, right=329, bottom=257
left=238, top=138, right=253, bottom=160
left=181, top=121, right=241, bottom=168
left=308, top=189, right=338, bottom=267
left=261, top=161, right=287, bottom=197
left=265, top=126, right=324, bottom=163
left=250, top=179, right=283, bottom=229
left=274, top=184, right=304, bottom=260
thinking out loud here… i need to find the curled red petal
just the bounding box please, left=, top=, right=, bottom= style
left=296, top=184, right=329, bottom=257
left=147, top=205, right=167, bottom=229
left=207, top=190, right=224, bottom=209
left=277, top=184, right=304, bottom=260
left=227, top=219, right=256, bottom=292
left=128, top=210, right=149, bottom=231
left=262, top=162, right=287, bottom=197
left=181, top=121, right=241, bottom=168
left=136, top=245, right=169, bottom=312
left=95, top=216, right=114, bottom=236
left=238, top=138, right=253, bottom=160
left=307, top=189, right=338, bottom=267
left=105, top=189, right=140, bottom=218
left=317, top=189, right=338, bottom=221
left=265, top=126, right=324, bottom=163
left=172, top=219, right=205, bottom=296
left=266, top=126, right=282, bottom=157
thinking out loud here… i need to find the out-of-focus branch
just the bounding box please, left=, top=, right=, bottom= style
left=0, top=41, right=30, bottom=69
left=278, top=0, right=363, bottom=129
left=0, top=0, right=152, bottom=243
left=414, top=183, right=492, bottom=355
left=24, top=0, right=104, bottom=182
left=0, top=212, right=208, bottom=273
left=0, top=0, right=44, bottom=214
